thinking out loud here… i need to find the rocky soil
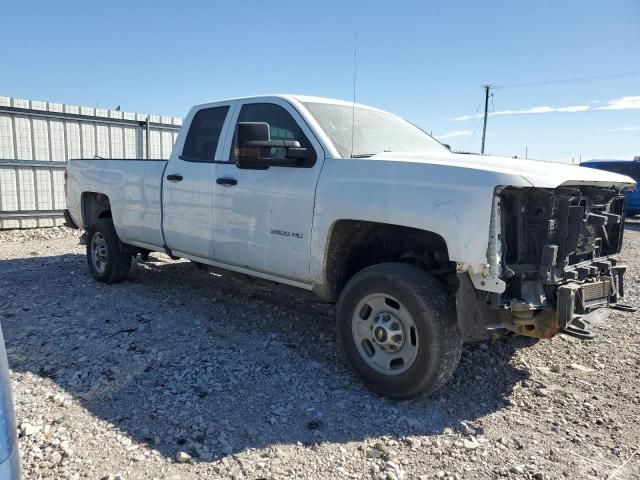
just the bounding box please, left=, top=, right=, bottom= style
left=0, top=222, right=638, bottom=480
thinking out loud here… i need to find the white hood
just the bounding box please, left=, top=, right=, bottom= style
left=368, top=152, right=637, bottom=191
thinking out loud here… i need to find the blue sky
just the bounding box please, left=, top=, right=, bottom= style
left=1, top=0, right=638, bottom=162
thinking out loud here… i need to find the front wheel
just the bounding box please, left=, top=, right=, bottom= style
left=336, top=263, right=462, bottom=399
left=86, top=218, right=132, bottom=283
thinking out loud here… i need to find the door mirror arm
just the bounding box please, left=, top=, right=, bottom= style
left=245, top=140, right=300, bottom=149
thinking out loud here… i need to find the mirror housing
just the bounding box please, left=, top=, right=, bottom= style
left=237, top=122, right=269, bottom=145
left=235, top=122, right=309, bottom=169
left=235, top=122, right=270, bottom=169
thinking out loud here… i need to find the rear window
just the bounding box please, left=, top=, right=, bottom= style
left=181, top=106, right=229, bottom=162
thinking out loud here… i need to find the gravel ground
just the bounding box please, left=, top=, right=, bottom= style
left=1, top=223, right=639, bottom=480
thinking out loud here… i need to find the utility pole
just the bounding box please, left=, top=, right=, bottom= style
left=480, top=84, right=492, bottom=155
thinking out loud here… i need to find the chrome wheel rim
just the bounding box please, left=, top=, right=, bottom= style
left=351, top=293, right=419, bottom=376
left=91, top=232, right=108, bottom=274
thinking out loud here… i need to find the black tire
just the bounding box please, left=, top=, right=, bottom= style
left=336, top=263, right=462, bottom=399
left=86, top=218, right=132, bottom=284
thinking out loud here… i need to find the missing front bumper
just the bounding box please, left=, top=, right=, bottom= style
left=487, top=272, right=626, bottom=340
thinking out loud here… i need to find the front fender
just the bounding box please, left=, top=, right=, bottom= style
left=309, top=159, right=531, bottom=288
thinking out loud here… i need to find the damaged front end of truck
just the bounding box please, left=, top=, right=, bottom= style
left=457, top=184, right=634, bottom=342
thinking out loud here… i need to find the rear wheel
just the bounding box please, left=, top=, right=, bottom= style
left=336, top=263, right=462, bottom=399
left=86, top=218, right=132, bottom=283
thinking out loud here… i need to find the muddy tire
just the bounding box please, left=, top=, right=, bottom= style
left=336, top=263, right=462, bottom=399
left=86, top=218, right=132, bottom=284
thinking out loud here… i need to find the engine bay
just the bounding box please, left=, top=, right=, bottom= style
left=489, top=186, right=627, bottom=339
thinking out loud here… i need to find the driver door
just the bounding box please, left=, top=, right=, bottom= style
left=212, top=98, right=325, bottom=283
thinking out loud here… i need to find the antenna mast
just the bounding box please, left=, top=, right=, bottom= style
left=350, top=32, right=358, bottom=158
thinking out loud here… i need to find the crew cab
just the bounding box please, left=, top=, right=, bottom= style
left=65, top=95, right=636, bottom=399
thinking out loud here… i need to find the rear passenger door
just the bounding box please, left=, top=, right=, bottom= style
left=212, top=99, right=325, bottom=283
left=162, top=103, right=235, bottom=259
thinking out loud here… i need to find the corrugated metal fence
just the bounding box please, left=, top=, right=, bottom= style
left=0, top=96, right=182, bottom=229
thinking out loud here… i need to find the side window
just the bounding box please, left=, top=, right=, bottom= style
left=230, top=103, right=316, bottom=166
left=181, top=106, right=229, bottom=162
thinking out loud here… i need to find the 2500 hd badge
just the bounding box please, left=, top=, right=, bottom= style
left=271, top=229, right=304, bottom=239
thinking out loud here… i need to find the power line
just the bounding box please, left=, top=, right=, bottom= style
left=494, top=70, right=640, bottom=89
left=473, top=69, right=639, bottom=154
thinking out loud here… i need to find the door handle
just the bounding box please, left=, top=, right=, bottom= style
left=216, top=177, right=238, bottom=186
left=166, top=174, right=183, bottom=182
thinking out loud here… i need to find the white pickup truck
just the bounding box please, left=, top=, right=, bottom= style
left=65, top=95, right=636, bottom=399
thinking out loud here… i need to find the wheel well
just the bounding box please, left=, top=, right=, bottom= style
left=82, top=192, right=112, bottom=228
left=323, top=220, right=454, bottom=301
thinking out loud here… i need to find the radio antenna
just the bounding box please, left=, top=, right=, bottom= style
left=350, top=32, right=358, bottom=158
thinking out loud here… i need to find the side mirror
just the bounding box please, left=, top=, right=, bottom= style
left=235, top=122, right=270, bottom=169
left=234, top=122, right=309, bottom=169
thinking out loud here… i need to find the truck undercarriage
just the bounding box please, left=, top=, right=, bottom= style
left=459, top=186, right=630, bottom=341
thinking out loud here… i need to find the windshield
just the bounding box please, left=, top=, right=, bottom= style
left=302, top=101, right=447, bottom=158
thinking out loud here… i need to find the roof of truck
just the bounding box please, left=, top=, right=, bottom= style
left=193, top=94, right=383, bottom=112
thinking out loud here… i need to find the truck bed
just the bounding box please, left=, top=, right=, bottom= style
left=66, top=158, right=168, bottom=250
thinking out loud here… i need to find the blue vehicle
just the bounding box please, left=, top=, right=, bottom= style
left=0, top=325, right=19, bottom=479
left=582, top=159, right=640, bottom=216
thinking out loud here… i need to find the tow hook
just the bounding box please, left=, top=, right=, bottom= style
left=559, top=303, right=637, bottom=340
left=559, top=326, right=595, bottom=340
left=609, top=304, right=637, bottom=313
